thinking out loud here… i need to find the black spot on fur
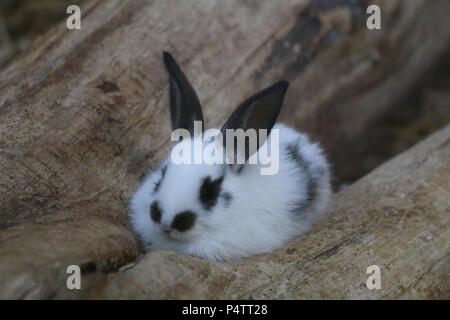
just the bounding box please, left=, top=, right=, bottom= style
left=171, top=211, right=197, bottom=232
left=286, top=142, right=319, bottom=213
left=199, top=175, right=224, bottom=210
left=150, top=201, right=162, bottom=223
left=221, top=192, right=233, bottom=208
left=153, top=181, right=161, bottom=193
left=153, top=165, right=167, bottom=193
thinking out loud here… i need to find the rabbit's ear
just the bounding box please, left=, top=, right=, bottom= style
left=163, top=52, right=204, bottom=135
left=221, top=81, right=289, bottom=163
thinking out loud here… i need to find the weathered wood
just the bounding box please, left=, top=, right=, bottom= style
left=0, top=0, right=449, bottom=299
left=84, top=124, right=450, bottom=299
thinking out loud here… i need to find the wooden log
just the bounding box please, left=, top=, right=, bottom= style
left=84, top=123, right=450, bottom=299
left=0, top=0, right=449, bottom=299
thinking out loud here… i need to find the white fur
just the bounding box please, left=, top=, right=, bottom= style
left=130, top=124, right=331, bottom=262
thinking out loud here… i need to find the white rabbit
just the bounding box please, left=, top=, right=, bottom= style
left=129, top=52, right=332, bottom=262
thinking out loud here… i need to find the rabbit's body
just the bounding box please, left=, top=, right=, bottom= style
left=129, top=52, right=331, bottom=262
left=130, top=124, right=331, bottom=261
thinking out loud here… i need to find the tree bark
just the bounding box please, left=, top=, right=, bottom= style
left=0, top=0, right=449, bottom=299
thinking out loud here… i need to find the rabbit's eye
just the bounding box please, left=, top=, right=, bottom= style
left=150, top=201, right=162, bottom=223
left=199, top=175, right=224, bottom=210
left=221, top=192, right=233, bottom=208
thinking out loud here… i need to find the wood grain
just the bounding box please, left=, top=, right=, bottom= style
left=0, top=0, right=449, bottom=299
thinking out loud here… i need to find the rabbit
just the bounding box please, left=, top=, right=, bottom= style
left=129, top=52, right=332, bottom=262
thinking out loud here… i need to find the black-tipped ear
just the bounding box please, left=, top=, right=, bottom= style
left=221, top=81, right=289, bottom=163
left=163, top=52, right=204, bottom=135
